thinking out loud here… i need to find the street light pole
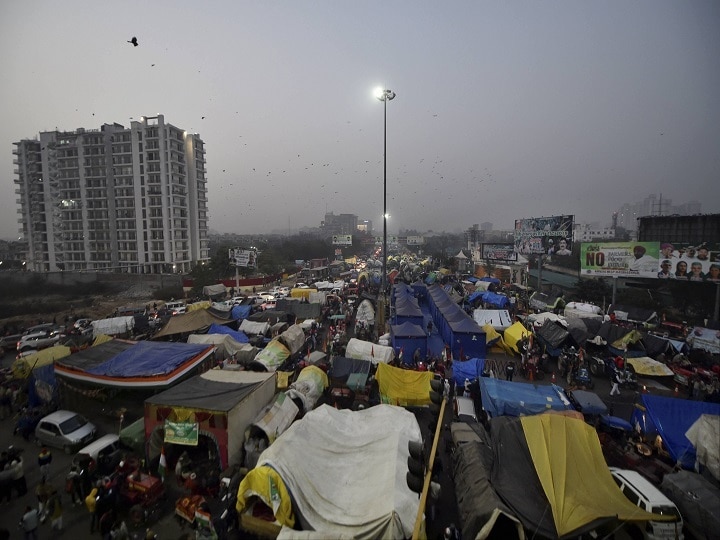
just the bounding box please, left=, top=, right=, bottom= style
left=374, top=88, right=396, bottom=301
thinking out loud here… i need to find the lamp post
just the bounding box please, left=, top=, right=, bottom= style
left=374, top=87, right=396, bottom=302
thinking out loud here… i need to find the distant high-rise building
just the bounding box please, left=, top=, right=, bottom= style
left=13, top=115, right=209, bottom=273
left=321, top=212, right=358, bottom=237
left=616, top=194, right=701, bottom=231
left=480, top=222, right=493, bottom=231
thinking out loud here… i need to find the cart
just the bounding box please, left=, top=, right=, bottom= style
left=120, top=470, right=165, bottom=525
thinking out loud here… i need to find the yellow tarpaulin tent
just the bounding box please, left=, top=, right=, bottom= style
left=235, top=465, right=295, bottom=527
left=503, top=321, right=530, bottom=354
left=521, top=414, right=670, bottom=537
left=12, top=345, right=72, bottom=379
left=290, top=288, right=315, bottom=300
left=187, top=301, right=211, bottom=312
left=375, top=362, right=433, bottom=407
left=482, top=324, right=513, bottom=355
left=627, top=357, right=674, bottom=377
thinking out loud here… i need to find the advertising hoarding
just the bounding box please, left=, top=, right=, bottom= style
left=514, top=215, right=574, bottom=255
left=332, top=235, right=352, bottom=246
left=655, top=241, right=720, bottom=282
left=580, top=242, right=660, bottom=278
left=228, top=248, right=257, bottom=268
left=481, top=243, right=518, bottom=262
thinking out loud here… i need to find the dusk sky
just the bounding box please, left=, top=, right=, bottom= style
left=2, top=1, right=718, bottom=240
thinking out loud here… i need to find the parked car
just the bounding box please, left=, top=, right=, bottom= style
left=257, top=292, right=275, bottom=302
left=453, top=395, right=478, bottom=423
left=231, top=296, right=246, bottom=305
left=35, top=410, right=97, bottom=454
left=73, top=433, right=128, bottom=475
left=610, top=467, right=684, bottom=540
left=261, top=300, right=277, bottom=311
left=0, top=333, right=24, bottom=351
left=16, top=329, right=63, bottom=352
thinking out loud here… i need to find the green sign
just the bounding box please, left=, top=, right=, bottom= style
left=164, top=420, right=199, bottom=446
left=580, top=241, right=660, bottom=278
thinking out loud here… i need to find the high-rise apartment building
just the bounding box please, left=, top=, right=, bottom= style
left=13, top=115, right=209, bottom=273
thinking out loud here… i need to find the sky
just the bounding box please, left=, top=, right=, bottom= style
left=1, top=1, right=719, bottom=240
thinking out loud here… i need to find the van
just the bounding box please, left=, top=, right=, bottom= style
left=610, top=468, right=684, bottom=540
left=74, top=434, right=127, bottom=475
left=454, top=395, right=478, bottom=423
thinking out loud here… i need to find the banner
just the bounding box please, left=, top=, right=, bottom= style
left=374, top=235, right=398, bottom=245
left=482, top=243, right=518, bottom=262
left=164, top=420, right=199, bottom=446
left=514, top=215, right=574, bottom=255
left=580, top=242, right=660, bottom=278
left=229, top=248, right=257, bottom=268
left=332, top=235, right=352, bottom=246
left=655, top=241, right=720, bottom=282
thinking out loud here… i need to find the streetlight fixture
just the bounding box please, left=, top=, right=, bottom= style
left=374, top=87, right=396, bottom=304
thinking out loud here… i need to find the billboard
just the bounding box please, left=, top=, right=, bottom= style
left=407, top=236, right=425, bottom=245
left=228, top=248, right=257, bottom=268
left=580, top=242, right=660, bottom=278
left=655, top=241, right=720, bottom=282
left=514, top=215, right=574, bottom=255
left=332, top=234, right=352, bottom=246
left=481, top=243, right=518, bottom=262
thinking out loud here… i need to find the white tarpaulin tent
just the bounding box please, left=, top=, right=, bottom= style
left=92, top=316, right=134, bottom=337
left=564, top=302, right=603, bottom=321
left=526, top=312, right=568, bottom=328
left=472, top=309, right=513, bottom=331
left=240, top=319, right=270, bottom=336
left=685, top=414, right=720, bottom=482
left=355, top=299, right=376, bottom=326
left=257, top=404, right=422, bottom=539
left=345, top=338, right=394, bottom=365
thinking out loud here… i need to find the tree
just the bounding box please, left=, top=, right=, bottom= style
left=573, top=277, right=612, bottom=306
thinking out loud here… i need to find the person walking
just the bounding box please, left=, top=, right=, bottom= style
left=19, top=506, right=39, bottom=540
left=65, top=465, right=83, bottom=505
left=37, top=447, right=52, bottom=479
left=47, top=486, right=63, bottom=533
left=505, top=361, right=515, bottom=381
left=610, top=369, right=622, bottom=396
left=35, top=476, right=51, bottom=522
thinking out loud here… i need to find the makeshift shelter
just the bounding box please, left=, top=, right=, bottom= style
left=230, top=304, right=253, bottom=321
left=684, top=414, right=720, bottom=482
left=626, top=356, right=674, bottom=377
left=566, top=317, right=603, bottom=348
left=285, top=365, right=329, bottom=413
left=92, top=316, right=134, bottom=337
left=355, top=299, right=376, bottom=326
left=563, top=302, right=603, bottom=321
left=448, top=317, right=486, bottom=359
left=236, top=405, right=422, bottom=539
left=473, top=309, right=513, bottom=331
left=202, top=283, right=227, bottom=299
left=12, top=345, right=71, bottom=379
left=239, top=319, right=270, bottom=336
left=566, top=389, right=608, bottom=416
left=345, top=338, right=394, bottom=365
left=186, top=334, right=255, bottom=363
left=27, top=363, right=57, bottom=408
left=596, top=322, right=646, bottom=357
left=451, top=358, right=486, bottom=388
left=393, top=297, right=424, bottom=327
left=277, top=324, right=306, bottom=355
left=481, top=292, right=509, bottom=309
left=482, top=324, right=513, bottom=354
left=152, top=309, right=233, bottom=339
left=327, top=357, right=373, bottom=386
left=249, top=339, right=291, bottom=372
left=534, top=320, right=571, bottom=356
left=609, top=304, right=658, bottom=325
left=660, top=470, right=720, bottom=538
left=55, top=340, right=215, bottom=389
left=686, top=326, right=720, bottom=354
left=145, top=370, right=276, bottom=469
left=487, top=414, right=662, bottom=538
left=503, top=322, right=530, bottom=354
left=479, top=378, right=572, bottom=418
left=375, top=362, right=434, bottom=407
left=630, top=394, right=720, bottom=470
left=207, top=323, right=249, bottom=343
left=390, top=322, right=428, bottom=364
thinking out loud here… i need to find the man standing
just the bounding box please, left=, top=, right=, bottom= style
left=19, top=506, right=39, bottom=540
left=37, top=447, right=52, bottom=479
left=610, top=370, right=622, bottom=396
left=505, top=361, right=515, bottom=381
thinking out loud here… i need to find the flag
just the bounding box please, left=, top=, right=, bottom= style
left=158, top=446, right=167, bottom=482
left=398, top=347, right=404, bottom=362
left=371, top=345, right=375, bottom=358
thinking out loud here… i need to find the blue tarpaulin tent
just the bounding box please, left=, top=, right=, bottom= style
left=87, top=341, right=210, bottom=377
left=451, top=358, right=486, bottom=387
left=481, top=292, right=509, bottom=309
left=391, top=322, right=428, bottom=364
left=449, top=317, right=486, bottom=359
left=28, top=363, right=57, bottom=407
left=207, top=323, right=250, bottom=343
left=479, top=378, right=572, bottom=418
left=231, top=304, right=252, bottom=321
left=630, top=394, right=720, bottom=470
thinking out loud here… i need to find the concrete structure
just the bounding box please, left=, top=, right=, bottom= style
left=637, top=213, right=720, bottom=244
left=616, top=194, right=702, bottom=230
left=13, top=115, right=209, bottom=273
left=321, top=212, right=358, bottom=238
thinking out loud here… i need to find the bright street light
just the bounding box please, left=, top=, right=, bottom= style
left=374, top=87, right=396, bottom=303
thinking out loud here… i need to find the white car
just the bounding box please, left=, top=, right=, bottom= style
left=17, top=330, right=62, bottom=352
left=35, top=410, right=97, bottom=454
left=257, top=292, right=276, bottom=302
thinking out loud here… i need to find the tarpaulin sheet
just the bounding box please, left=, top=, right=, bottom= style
left=503, top=322, right=530, bottom=354
left=452, top=358, right=486, bottom=387
left=239, top=319, right=270, bottom=336
left=92, top=316, right=134, bottom=337
left=481, top=292, right=509, bottom=308
left=567, top=390, right=608, bottom=416
left=660, top=470, right=720, bottom=536
left=375, top=362, right=433, bottom=407
left=479, top=378, right=572, bottom=418
left=249, top=405, right=421, bottom=539
left=207, top=323, right=249, bottom=343
left=685, top=414, right=720, bottom=482
left=278, top=324, right=306, bottom=355
left=519, top=414, right=662, bottom=537
left=328, top=357, right=373, bottom=383
left=391, top=321, right=426, bottom=337
left=202, top=284, right=227, bottom=297
left=152, top=309, right=232, bottom=338
left=473, top=309, right=513, bottom=331
left=626, top=356, right=674, bottom=376
left=686, top=326, right=720, bottom=354
left=231, top=304, right=252, bottom=321
left=12, top=345, right=71, bottom=379
left=631, top=394, right=720, bottom=470
left=536, top=320, right=571, bottom=349
left=186, top=334, right=254, bottom=362
left=251, top=339, right=290, bottom=372
left=345, top=338, right=394, bottom=365
left=285, top=365, right=329, bottom=413
left=251, top=392, right=301, bottom=444
left=87, top=341, right=211, bottom=377
left=236, top=465, right=296, bottom=527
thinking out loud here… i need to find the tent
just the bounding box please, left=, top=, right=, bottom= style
left=277, top=324, right=306, bottom=355
left=630, top=394, right=720, bottom=470
left=564, top=302, right=603, bottom=321
left=239, top=319, right=270, bottom=336
left=237, top=404, right=422, bottom=539
left=230, top=304, right=253, bottom=321
left=448, top=317, right=486, bottom=360
left=390, top=322, right=428, bottom=364
left=250, top=339, right=291, bottom=372
left=566, top=389, right=608, bottom=416
left=626, top=357, right=674, bottom=377
left=481, top=292, right=509, bottom=309
left=207, top=323, right=249, bottom=343
left=186, top=334, right=255, bottom=363
left=488, top=414, right=662, bottom=538
left=202, top=283, right=227, bottom=298
left=472, top=309, right=513, bottom=331
left=12, top=345, right=71, bottom=379
left=92, top=316, right=134, bottom=337
left=451, top=358, right=486, bottom=388
left=345, top=338, right=394, bottom=365
left=327, top=357, right=373, bottom=385
left=375, top=362, right=434, bottom=407
left=479, top=378, right=572, bottom=418
left=684, top=414, right=720, bottom=482
left=503, top=321, right=530, bottom=354
left=152, top=309, right=233, bottom=339
left=686, top=326, right=720, bottom=354
left=535, top=320, right=571, bottom=355
left=285, top=365, right=329, bottom=413
left=660, top=470, right=720, bottom=537
left=144, top=370, right=276, bottom=469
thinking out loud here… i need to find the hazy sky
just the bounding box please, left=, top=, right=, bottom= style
left=1, top=1, right=718, bottom=240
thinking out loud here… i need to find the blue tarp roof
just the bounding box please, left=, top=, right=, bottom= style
left=481, top=292, right=509, bottom=308
left=449, top=317, right=482, bottom=334
left=87, top=341, right=210, bottom=377
left=451, top=358, right=485, bottom=387
left=391, top=322, right=427, bottom=338
left=479, top=277, right=500, bottom=284
left=207, top=323, right=249, bottom=343
left=231, top=304, right=252, bottom=321
left=630, top=394, right=720, bottom=470
left=479, top=378, right=572, bottom=418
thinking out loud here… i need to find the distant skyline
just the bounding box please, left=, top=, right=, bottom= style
left=2, top=1, right=719, bottom=241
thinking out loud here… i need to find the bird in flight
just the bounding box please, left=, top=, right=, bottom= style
left=128, top=37, right=138, bottom=47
